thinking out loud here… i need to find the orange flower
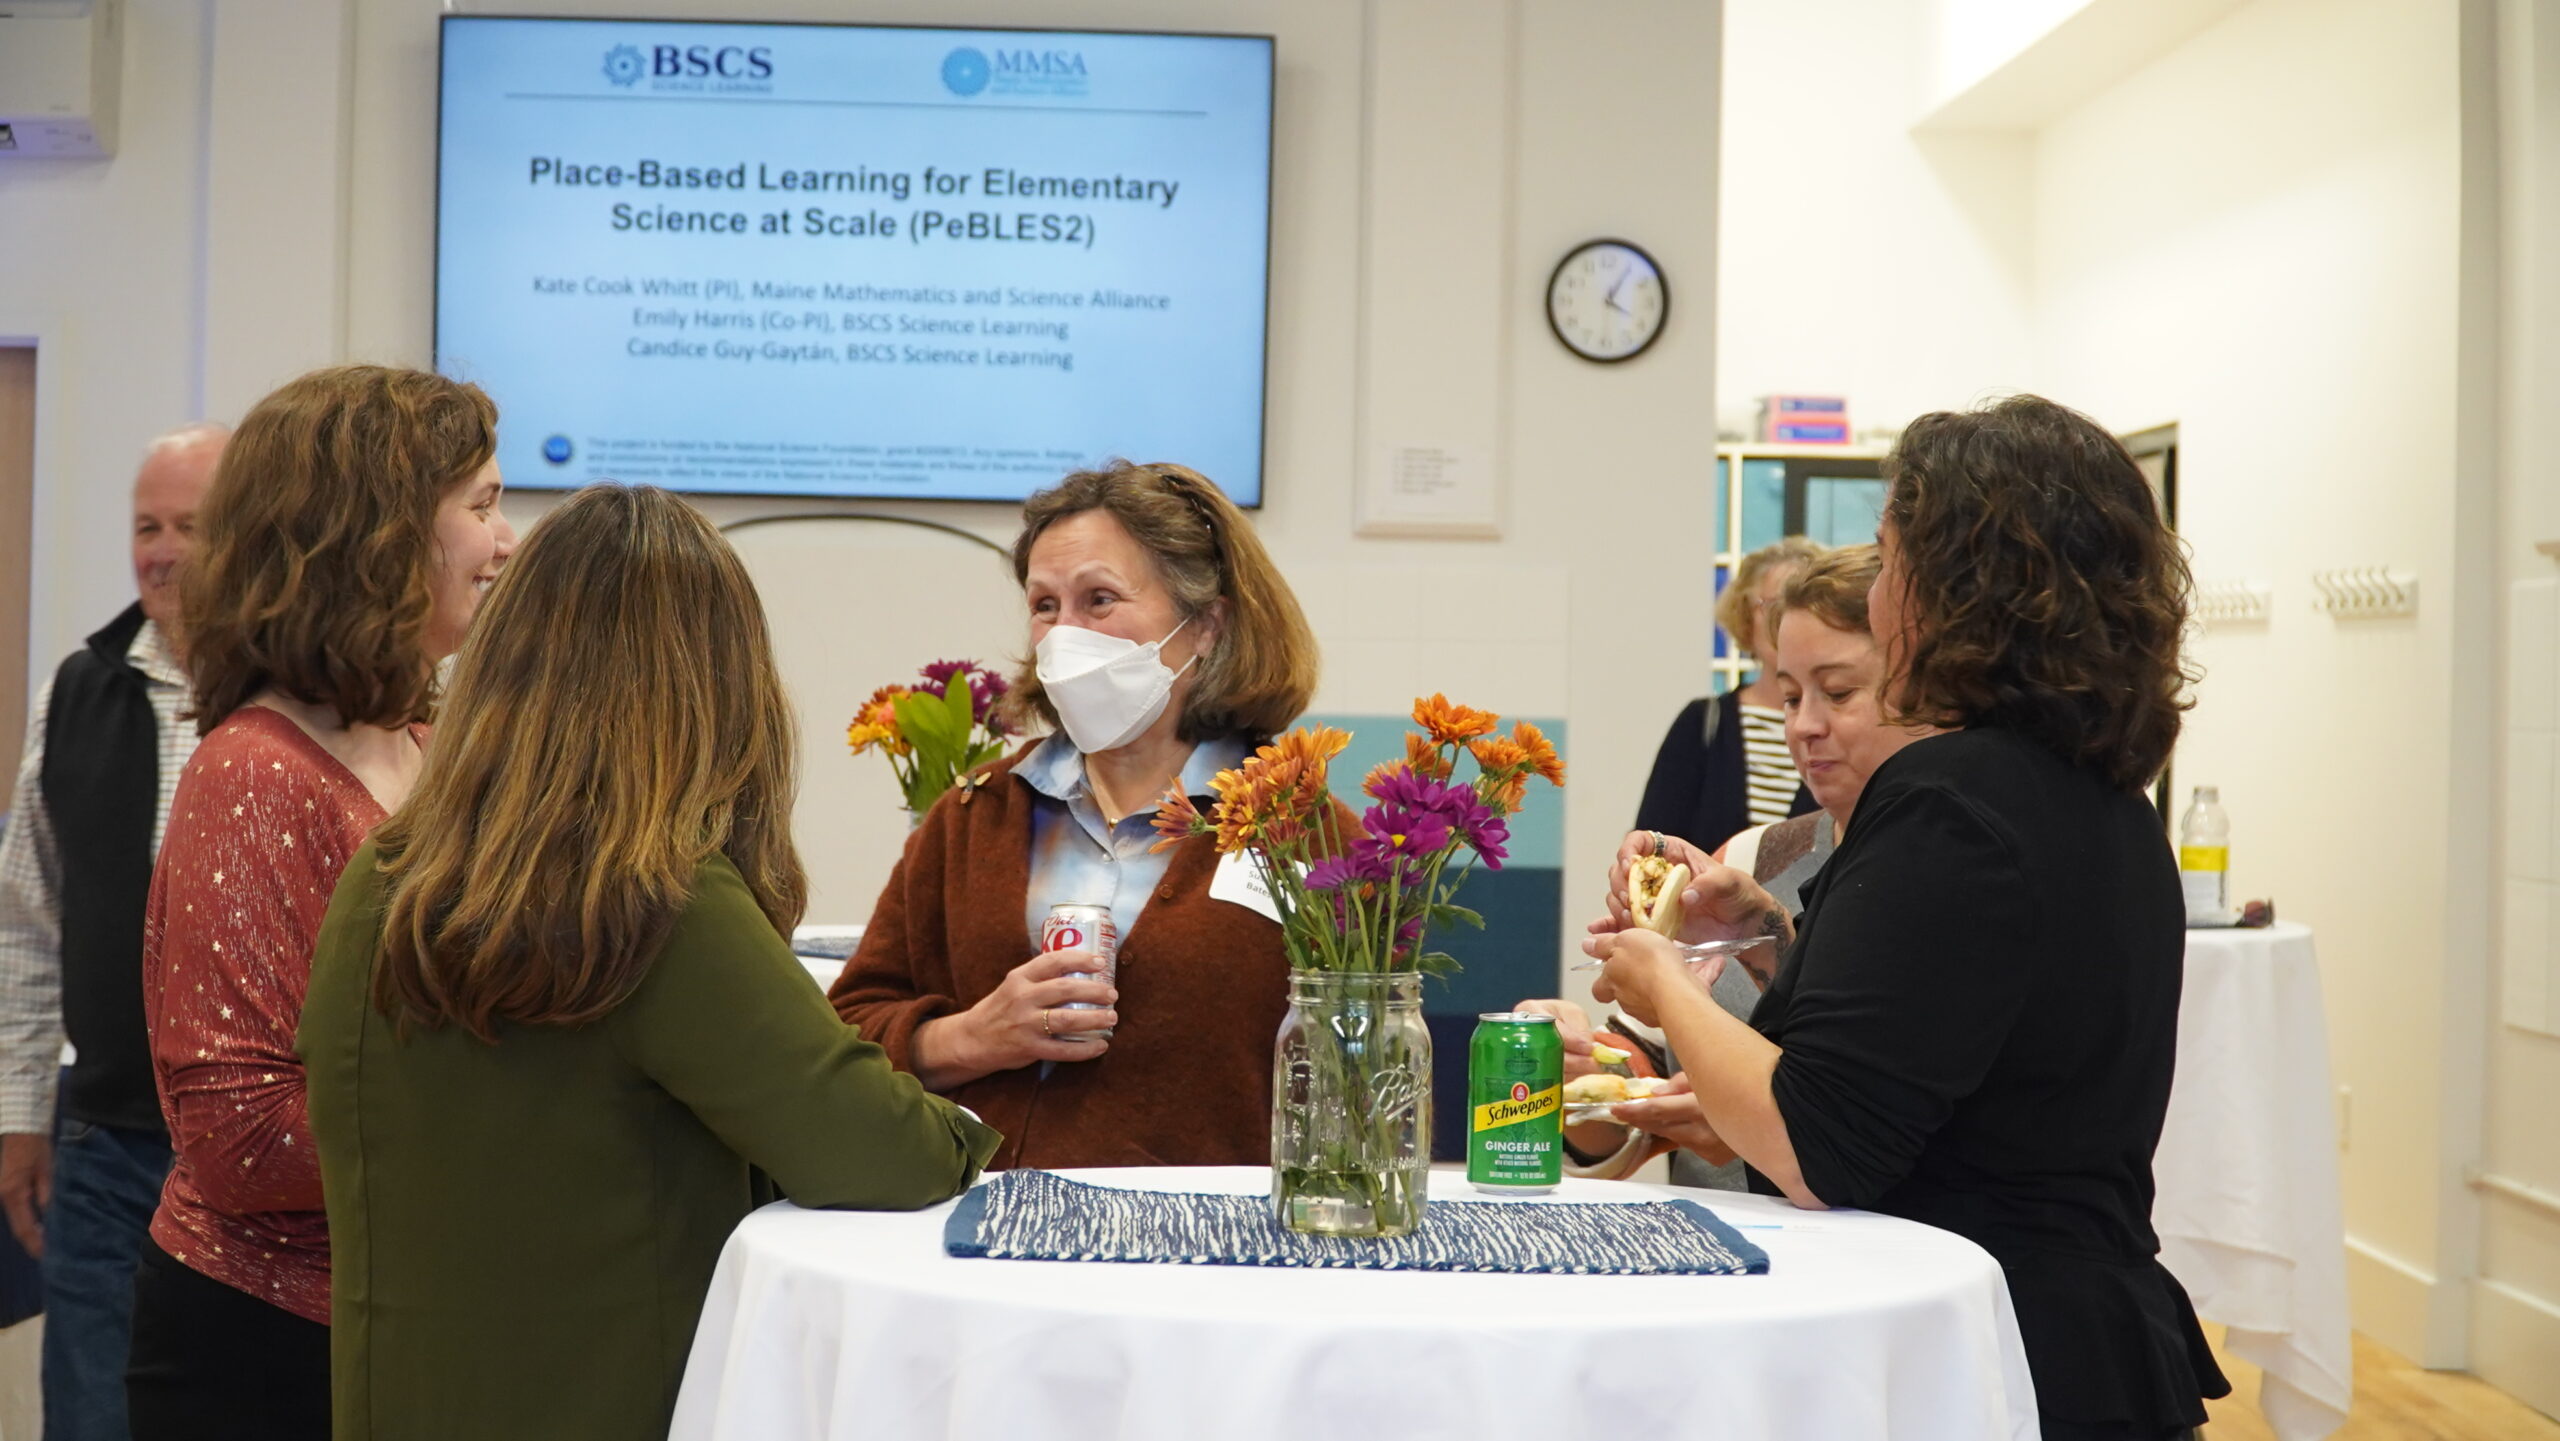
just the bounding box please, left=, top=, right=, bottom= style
left=1363, top=760, right=1409, bottom=798
left=1469, top=734, right=1530, bottom=775
left=1403, top=732, right=1454, bottom=782
left=1510, top=720, right=1566, bottom=786
left=1260, top=723, right=1351, bottom=773
left=1486, top=771, right=1529, bottom=814
left=846, top=685, right=913, bottom=757
left=1151, top=788, right=1205, bottom=853
left=1412, top=693, right=1498, bottom=745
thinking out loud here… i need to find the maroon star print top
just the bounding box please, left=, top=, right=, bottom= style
left=142, top=705, right=401, bottom=1324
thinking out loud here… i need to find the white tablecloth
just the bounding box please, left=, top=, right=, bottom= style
left=672, top=1166, right=2037, bottom=1441
left=2154, top=922, right=2351, bottom=1441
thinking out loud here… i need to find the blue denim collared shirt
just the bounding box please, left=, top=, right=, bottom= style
left=1013, top=732, right=1251, bottom=953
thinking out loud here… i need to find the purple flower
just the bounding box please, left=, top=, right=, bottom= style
left=1366, top=768, right=1507, bottom=869
left=1360, top=806, right=1453, bottom=862
left=918, top=660, right=1015, bottom=735
left=1307, top=852, right=1387, bottom=892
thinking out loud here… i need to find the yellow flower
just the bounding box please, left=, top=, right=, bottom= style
left=1413, top=693, right=1499, bottom=745
left=847, top=685, right=916, bottom=757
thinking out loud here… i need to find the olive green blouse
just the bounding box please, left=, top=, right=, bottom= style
left=299, top=844, right=1000, bottom=1441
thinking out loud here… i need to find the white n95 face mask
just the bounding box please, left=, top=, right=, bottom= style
left=1035, top=618, right=1195, bottom=754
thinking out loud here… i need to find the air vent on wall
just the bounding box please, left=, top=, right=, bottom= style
left=0, top=0, right=121, bottom=159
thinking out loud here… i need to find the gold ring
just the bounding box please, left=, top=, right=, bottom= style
left=1040, top=1009, right=1053, bottom=1037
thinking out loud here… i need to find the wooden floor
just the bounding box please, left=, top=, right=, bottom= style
left=2202, top=1325, right=2560, bottom=1440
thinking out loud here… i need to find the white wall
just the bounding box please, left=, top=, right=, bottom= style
left=2481, top=0, right=2560, bottom=1412
left=2031, top=0, right=2474, bottom=1357
left=1716, top=0, right=2034, bottom=439
left=1, top=0, right=1723, bottom=964
left=0, top=3, right=213, bottom=669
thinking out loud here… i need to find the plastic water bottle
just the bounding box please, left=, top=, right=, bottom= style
left=2178, top=786, right=2232, bottom=927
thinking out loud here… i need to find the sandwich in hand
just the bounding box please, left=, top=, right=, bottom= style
left=1564, top=1073, right=1670, bottom=1105
left=1627, top=853, right=1690, bottom=937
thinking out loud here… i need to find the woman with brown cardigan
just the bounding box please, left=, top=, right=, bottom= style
left=832, top=462, right=1323, bottom=1169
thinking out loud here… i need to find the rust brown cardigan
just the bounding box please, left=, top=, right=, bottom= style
left=831, top=746, right=1293, bottom=1171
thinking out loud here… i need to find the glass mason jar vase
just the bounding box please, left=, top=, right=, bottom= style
left=1270, top=971, right=1432, bottom=1238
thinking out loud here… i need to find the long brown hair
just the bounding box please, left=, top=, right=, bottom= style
left=182, top=365, right=496, bottom=733
left=1880, top=394, right=2193, bottom=790
left=368, top=484, right=807, bottom=1040
left=1008, top=461, right=1317, bottom=743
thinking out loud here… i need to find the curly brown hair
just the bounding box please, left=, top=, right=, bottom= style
left=181, top=365, right=497, bottom=733
left=1880, top=395, right=2192, bottom=790
left=1007, top=461, right=1317, bottom=744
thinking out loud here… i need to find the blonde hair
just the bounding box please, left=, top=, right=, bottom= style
left=368, top=484, right=807, bottom=1040
left=182, top=365, right=495, bottom=732
left=1715, top=536, right=1826, bottom=659
left=1008, top=462, right=1318, bottom=743
left=1767, top=543, right=1880, bottom=641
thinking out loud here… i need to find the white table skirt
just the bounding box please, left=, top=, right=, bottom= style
left=671, top=1166, right=2037, bottom=1441
left=2154, top=922, right=2351, bottom=1441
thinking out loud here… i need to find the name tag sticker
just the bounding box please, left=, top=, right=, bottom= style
left=1208, top=850, right=1284, bottom=925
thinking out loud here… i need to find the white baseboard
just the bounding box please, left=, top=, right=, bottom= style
left=2472, top=1278, right=2560, bottom=1422
left=2345, top=1234, right=2436, bottom=1360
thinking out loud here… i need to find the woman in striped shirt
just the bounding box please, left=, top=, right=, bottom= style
left=1634, top=538, right=1822, bottom=853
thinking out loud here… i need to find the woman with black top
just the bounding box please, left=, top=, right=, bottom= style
left=1589, top=394, right=2226, bottom=1441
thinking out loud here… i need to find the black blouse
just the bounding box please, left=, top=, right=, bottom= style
left=1746, top=727, right=2228, bottom=1440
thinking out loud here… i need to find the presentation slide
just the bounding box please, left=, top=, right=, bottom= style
left=436, top=19, right=1272, bottom=503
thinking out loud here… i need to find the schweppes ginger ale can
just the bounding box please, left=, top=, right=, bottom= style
left=1467, top=1012, right=1563, bottom=1193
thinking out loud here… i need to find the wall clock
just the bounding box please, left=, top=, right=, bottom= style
left=1545, top=239, right=1667, bottom=363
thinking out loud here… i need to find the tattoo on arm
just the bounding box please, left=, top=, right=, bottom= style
left=1740, top=907, right=1792, bottom=990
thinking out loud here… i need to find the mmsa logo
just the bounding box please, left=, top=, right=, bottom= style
left=996, top=49, right=1088, bottom=78
left=941, top=47, right=990, bottom=96
left=943, top=44, right=1088, bottom=98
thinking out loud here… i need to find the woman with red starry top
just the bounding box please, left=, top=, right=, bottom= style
left=128, top=366, right=515, bottom=1441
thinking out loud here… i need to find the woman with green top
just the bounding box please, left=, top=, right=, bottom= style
left=298, top=484, right=998, bottom=1441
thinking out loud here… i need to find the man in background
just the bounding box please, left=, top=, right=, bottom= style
left=0, top=424, right=226, bottom=1440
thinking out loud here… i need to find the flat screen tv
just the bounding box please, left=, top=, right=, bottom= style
left=436, top=17, right=1274, bottom=503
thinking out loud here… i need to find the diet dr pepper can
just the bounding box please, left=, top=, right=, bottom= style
left=1468, top=1012, right=1563, bottom=1193
left=1040, top=903, right=1119, bottom=1040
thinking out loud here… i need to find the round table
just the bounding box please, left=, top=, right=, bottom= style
left=671, top=1166, right=2038, bottom=1441
left=2154, top=922, right=2351, bottom=1441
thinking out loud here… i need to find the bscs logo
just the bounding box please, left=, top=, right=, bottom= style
left=651, top=44, right=773, bottom=79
